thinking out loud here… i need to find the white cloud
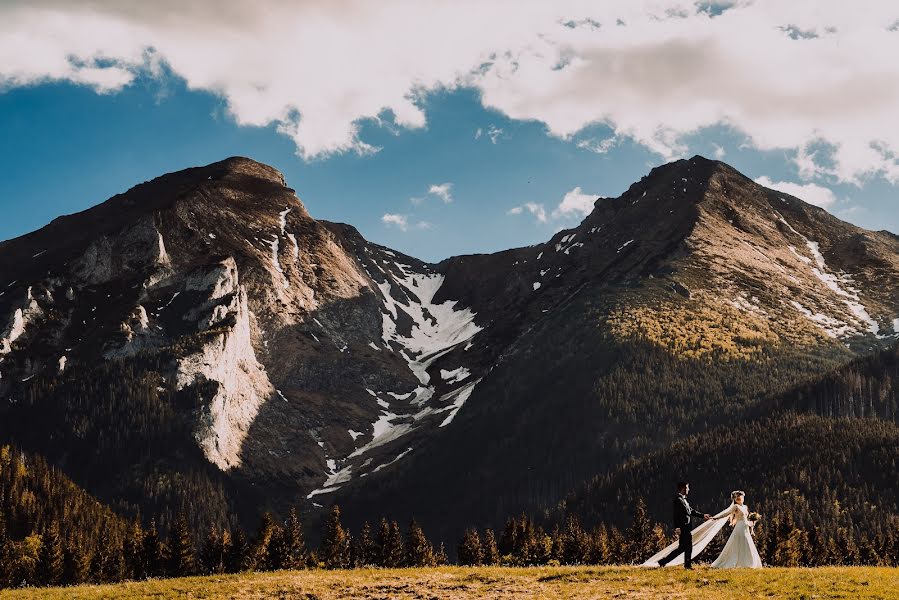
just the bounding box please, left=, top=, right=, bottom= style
left=3, top=1, right=899, bottom=184
left=712, top=143, right=726, bottom=159
left=487, top=125, right=502, bottom=144
left=577, top=137, right=616, bottom=154
left=754, top=176, right=837, bottom=208
left=508, top=201, right=547, bottom=224
left=382, top=213, right=409, bottom=230
left=474, top=128, right=483, bottom=140
left=509, top=186, right=598, bottom=224
left=382, top=213, right=430, bottom=231
left=428, top=182, right=453, bottom=203
left=552, top=186, right=597, bottom=218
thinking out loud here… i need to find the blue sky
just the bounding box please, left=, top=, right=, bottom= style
left=1, top=2, right=898, bottom=262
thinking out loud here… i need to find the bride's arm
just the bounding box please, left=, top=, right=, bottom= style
left=713, top=505, right=736, bottom=520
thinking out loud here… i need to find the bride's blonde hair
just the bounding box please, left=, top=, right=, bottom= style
left=731, top=490, right=745, bottom=500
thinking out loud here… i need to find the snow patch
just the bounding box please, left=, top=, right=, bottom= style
left=278, top=208, right=291, bottom=235
left=617, top=239, right=635, bottom=252
left=439, top=379, right=481, bottom=427
left=373, top=447, right=413, bottom=473
left=440, top=366, right=471, bottom=384
left=533, top=282, right=541, bottom=291
left=287, top=233, right=300, bottom=260
left=790, top=300, right=855, bottom=339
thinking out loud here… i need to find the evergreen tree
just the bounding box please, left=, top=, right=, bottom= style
left=226, top=527, right=249, bottom=573
left=383, top=521, right=405, bottom=568
left=499, top=517, right=517, bottom=557
left=122, top=519, right=144, bottom=580
left=251, top=512, right=278, bottom=570
left=36, top=522, right=64, bottom=586
left=534, top=527, right=553, bottom=565
left=92, top=526, right=122, bottom=583
left=201, top=526, right=226, bottom=574
left=282, top=508, right=307, bottom=570
left=357, top=521, right=377, bottom=567
left=626, top=499, right=663, bottom=564
left=141, top=519, right=166, bottom=579
left=590, top=525, right=613, bottom=565
left=377, top=518, right=391, bottom=567
left=167, top=513, right=196, bottom=577
left=482, top=529, right=500, bottom=566
left=405, top=519, right=435, bottom=567
left=458, top=528, right=483, bottom=566
left=321, top=505, right=350, bottom=569
left=562, top=515, right=590, bottom=565
left=62, top=539, right=91, bottom=585
left=434, top=542, right=448, bottom=566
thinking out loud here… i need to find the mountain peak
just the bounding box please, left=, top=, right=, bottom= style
left=203, top=156, right=287, bottom=186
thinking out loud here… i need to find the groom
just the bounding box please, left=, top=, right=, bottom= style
left=657, top=481, right=710, bottom=569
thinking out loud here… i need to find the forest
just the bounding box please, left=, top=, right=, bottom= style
left=1, top=443, right=897, bottom=589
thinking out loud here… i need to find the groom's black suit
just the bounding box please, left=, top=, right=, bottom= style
left=658, top=493, right=705, bottom=569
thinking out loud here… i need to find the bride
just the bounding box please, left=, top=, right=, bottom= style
left=644, top=490, right=762, bottom=569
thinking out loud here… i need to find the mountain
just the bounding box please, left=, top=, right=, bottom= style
left=1, top=156, right=897, bottom=545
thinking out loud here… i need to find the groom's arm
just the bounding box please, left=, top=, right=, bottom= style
left=690, top=507, right=711, bottom=520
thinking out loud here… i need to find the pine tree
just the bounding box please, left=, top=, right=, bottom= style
left=383, top=521, right=405, bottom=568
left=122, top=518, right=144, bottom=580
left=251, top=512, right=278, bottom=570
left=357, top=521, right=377, bottom=567
left=377, top=518, right=391, bottom=567
left=405, top=519, right=435, bottom=567
left=434, top=542, right=448, bottom=566
left=226, top=527, right=249, bottom=573
left=167, top=513, right=196, bottom=577
left=626, top=499, right=662, bottom=564
left=500, top=517, right=517, bottom=557
left=36, top=522, right=64, bottom=586
left=267, top=527, right=289, bottom=571
left=62, top=539, right=91, bottom=585
left=92, top=526, right=122, bottom=583
left=283, top=508, right=307, bottom=570
left=535, top=527, right=553, bottom=565
left=562, top=515, right=590, bottom=565
left=322, top=505, right=350, bottom=569
left=836, top=527, right=860, bottom=566
left=141, top=519, right=167, bottom=578
left=457, top=528, right=483, bottom=566
left=590, top=525, right=612, bottom=565
left=201, top=526, right=226, bottom=574
left=482, top=529, right=500, bottom=566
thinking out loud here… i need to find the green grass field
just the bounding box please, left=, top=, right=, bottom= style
left=2, top=566, right=897, bottom=599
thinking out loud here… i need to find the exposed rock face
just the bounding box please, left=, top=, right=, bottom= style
left=0, top=155, right=897, bottom=541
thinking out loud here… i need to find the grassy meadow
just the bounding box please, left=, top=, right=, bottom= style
left=1, top=565, right=897, bottom=599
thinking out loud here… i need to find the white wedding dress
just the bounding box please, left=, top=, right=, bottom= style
left=710, top=503, right=762, bottom=568
left=643, top=502, right=762, bottom=569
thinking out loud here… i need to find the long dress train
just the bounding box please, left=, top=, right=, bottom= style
left=642, top=503, right=734, bottom=567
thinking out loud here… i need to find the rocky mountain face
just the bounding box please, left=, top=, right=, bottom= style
left=1, top=156, right=897, bottom=540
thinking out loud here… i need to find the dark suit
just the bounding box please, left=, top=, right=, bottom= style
left=658, top=493, right=704, bottom=568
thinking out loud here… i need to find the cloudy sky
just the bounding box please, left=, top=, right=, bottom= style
left=1, top=0, right=898, bottom=261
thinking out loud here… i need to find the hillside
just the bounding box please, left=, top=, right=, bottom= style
left=0, top=155, right=897, bottom=548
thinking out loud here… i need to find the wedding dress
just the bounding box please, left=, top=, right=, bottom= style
left=710, top=503, right=762, bottom=568
left=643, top=502, right=762, bottom=568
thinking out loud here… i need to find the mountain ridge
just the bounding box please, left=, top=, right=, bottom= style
left=1, top=154, right=897, bottom=546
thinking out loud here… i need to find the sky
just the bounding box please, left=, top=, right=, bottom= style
left=1, top=1, right=898, bottom=262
